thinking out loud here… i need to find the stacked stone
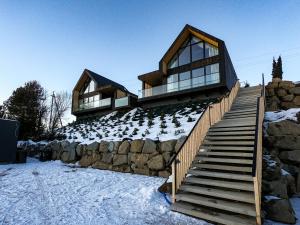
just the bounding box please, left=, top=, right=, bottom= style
left=47, top=137, right=185, bottom=177
left=266, top=78, right=300, bottom=111
left=263, top=119, right=300, bottom=224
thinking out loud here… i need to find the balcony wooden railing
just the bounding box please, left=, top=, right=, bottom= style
left=169, top=81, right=240, bottom=202
left=252, top=74, right=265, bottom=225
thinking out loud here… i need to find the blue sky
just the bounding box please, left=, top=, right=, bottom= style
left=1, top=0, right=300, bottom=104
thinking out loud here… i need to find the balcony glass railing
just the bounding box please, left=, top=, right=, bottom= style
left=139, top=73, right=220, bottom=98
left=115, top=96, right=129, bottom=108
left=78, top=97, right=111, bottom=111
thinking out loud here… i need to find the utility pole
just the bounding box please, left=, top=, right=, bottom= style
left=49, top=91, right=54, bottom=133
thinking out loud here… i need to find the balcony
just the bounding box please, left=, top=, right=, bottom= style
left=115, top=96, right=129, bottom=108
left=139, top=74, right=220, bottom=98
left=77, top=97, right=111, bottom=111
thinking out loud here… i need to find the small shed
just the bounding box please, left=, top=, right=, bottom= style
left=0, top=119, right=19, bottom=163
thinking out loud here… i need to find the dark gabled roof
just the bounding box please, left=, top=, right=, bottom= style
left=85, top=69, right=128, bottom=93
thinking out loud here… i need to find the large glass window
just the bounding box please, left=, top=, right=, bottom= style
left=192, top=42, right=204, bottom=62
left=205, top=43, right=219, bottom=58
left=179, top=71, right=191, bottom=90
left=206, top=63, right=220, bottom=85
left=167, top=35, right=218, bottom=69
left=178, top=46, right=190, bottom=66
left=83, top=80, right=96, bottom=94
left=192, top=67, right=205, bottom=87
left=167, top=74, right=178, bottom=92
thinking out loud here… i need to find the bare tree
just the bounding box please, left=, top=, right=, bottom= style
left=49, top=91, right=71, bottom=135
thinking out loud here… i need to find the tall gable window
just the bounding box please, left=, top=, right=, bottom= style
left=167, top=35, right=218, bottom=69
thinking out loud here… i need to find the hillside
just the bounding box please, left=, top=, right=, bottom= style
left=56, top=100, right=215, bottom=144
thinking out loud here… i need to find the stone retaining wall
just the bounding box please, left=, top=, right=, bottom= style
left=263, top=119, right=300, bottom=223
left=266, top=78, right=300, bottom=111
left=46, top=137, right=186, bottom=177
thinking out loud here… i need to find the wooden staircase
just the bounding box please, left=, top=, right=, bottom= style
left=171, top=85, right=264, bottom=225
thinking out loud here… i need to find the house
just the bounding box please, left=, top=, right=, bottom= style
left=72, top=69, right=137, bottom=119
left=138, top=24, right=237, bottom=107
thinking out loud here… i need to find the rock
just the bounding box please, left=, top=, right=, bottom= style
left=263, top=160, right=281, bottom=181
left=175, top=136, right=186, bottom=152
left=267, top=120, right=300, bottom=136
left=279, top=81, right=295, bottom=89
left=113, top=165, right=131, bottom=173
left=281, top=102, right=296, bottom=109
left=60, top=142, right=77, bottom=163
left=112, top=141, right=121, bottom=152
left=130, top=153, right=149, bottom=169
left=118, top=141, right=131, bottom=154
left=147, top=155, right=165, bottom=170
left=266, top=88, right=275, bottom=97
left=92, top=161, right=112, bottom=170
left=263, top=177, right=289, bottom=199
left=113, top=154, right=128, bottom=166
left=79, top=156, right=94, bottom=167
left=158, top=182, right=172, bottom=193
left=297, top=172, right=300, bottom=193
left=148, top=151, right=160, bottom=159
left=133, top=167, right=150, bottom=176
left=130, top=140, right=144, bottom=153
left=282, top=95, right=294, bottom=102
left=268, top=81, right=279, bottom=88
left=99, top=141, right=109, bottom=153
left=291, top=87, right=300, bottom=95
left=265, top=199, right=296, bottom=224
left=162, top=152, right=171, bottom=164
left=108, top=141, right=115, bottom=152
left=279, top=150, right=300, bottom=164
left=293, top=96, right=300, bottom=106
left=142, top=139, right=157, bottom=154
left=272, top=136, right=300, bottom=150
left=285, top=173, right=297, bottom=196
left=277, top=88, right=287, bottom=97
left=86, top=142, right=99, bottom=152
left=158, top=170, right=170, bottom=178
left=101, top=152, right=114, bottom=164
left=282, top=163, right=299, bottom=177
left=297, top=112, right=300, bottom=124
left=75, top=144, right=84, bottom=157
left=159, top=140, right=176, bottom=152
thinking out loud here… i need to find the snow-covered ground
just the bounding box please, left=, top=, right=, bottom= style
left=265, top=108, right=300, bottom=123
left=0, top=159, right=209, bottom=225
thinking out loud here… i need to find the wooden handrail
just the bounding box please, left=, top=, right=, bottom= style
left=171, top=81, right=240, bottom=203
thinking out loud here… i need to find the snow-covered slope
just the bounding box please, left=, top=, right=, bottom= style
left=57, top=101, right=209, bottom=144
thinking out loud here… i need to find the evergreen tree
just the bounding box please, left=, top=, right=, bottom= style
left=271, top=57, right=277, bottom=78
left=4, top=81, right=48, bottom=140
left=0, top=105, right=5, bottom=118
left=276, top=56, right=283, bottom=79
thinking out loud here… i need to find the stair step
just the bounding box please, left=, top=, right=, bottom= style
left=201, top=146, right=254, bottom=151
left=194, top=156, right=253, bottom=164
left=209, top=126, right=256, bottom=132
left=180, top=185, right=255, bottom=203
left=176, top=193, right=256, bottom=216
left=213, top=122, right=256, bottom=128
left=207, top=131, right=255, bottom=136
left=172, top=201, right=256, bottom=225
left=192, top=163, right=252, bottom=172
left=188, top=170, right=253, bottom=181
left=197, top=151, right=253, bottom=157
left=225, top=109, right=257, bottom=114
left=203, top=140, right=255, bottom=146
left=185, top=177, right=254, bottom=191
left=206, top=136, right=255, bottom=140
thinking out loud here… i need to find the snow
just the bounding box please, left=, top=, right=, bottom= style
left=281, top=169, right=291, bottom=176
left=264, top=197, right=300, bottom=225
left=57, top=104, right=205, bottom=145
left=265, top=108, right=300, bottom=123
left=264, top=195, right=281, bottom=202
left=0, top=159, right=209, bottom=225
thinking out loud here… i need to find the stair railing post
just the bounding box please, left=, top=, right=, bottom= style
left=172, top=161, right=176, bottom=203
